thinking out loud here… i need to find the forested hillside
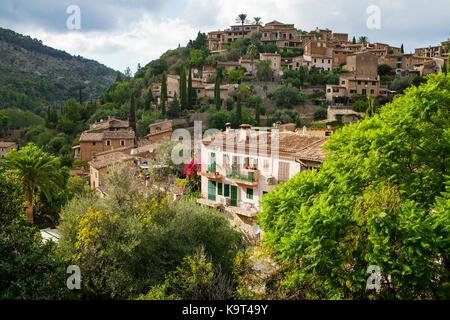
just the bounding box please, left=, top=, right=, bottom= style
left=0, top=27, right=117, bottom=116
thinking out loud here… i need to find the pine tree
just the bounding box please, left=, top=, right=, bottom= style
left=214, top=68, right=222, bottom=111
left=180, top=67, right=187, bottom=111
left=352, top=36, right=356, bottom=44
left=161, top=72, right=167, bottom=116
left=187, top=66, right=193, bottom=109
left=401, top=44, right=404, bottom=54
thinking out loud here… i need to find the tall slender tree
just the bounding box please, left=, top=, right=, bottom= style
left=161, top=72, right=167, bottom=116
left=401, top=44, right=405, bottom=53
left=214, top=68, right=223, bottom=111
left=3, top=144, right=63, bottom=223
left=187, top=66, right=193, bottom=109
left=129, top=94, right=136, bottom=131
left=180, top=67, right=187, bottom=111
left=352, top=36, right=356, bottom=44
left=144, top=87, right=153, bottom=111
left=255, top=100, right=261, bottom=126
left=236, top=94, right=242, bottom=126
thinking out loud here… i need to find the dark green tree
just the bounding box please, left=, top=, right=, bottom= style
left=161, top=72, right=167, bottom=116
left=179, top=67, right=187, bottom=111
left=129, top=94, right=136, bottom=131
left=187, top=66, right=193, bottom=109
left=214, top=68, right=223, bottom=111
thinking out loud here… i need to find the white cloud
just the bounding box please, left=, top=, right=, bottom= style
left=24, top=16, right=199, bottom=73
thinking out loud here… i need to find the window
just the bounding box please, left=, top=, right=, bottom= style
left=361, top=70, right=364, bottom=75
left=371, top=89, right=375, bottom=94
left=278, top=161, right=290, bottom=183
left=361, top=61, right=365, bottom=66
left=273, top=62, right=277, bottom=67
left=246, top=188, right=253, bottom=199
left=92, top=151, right=96, bottom=157
left=92, top=142, right=96, bottom=146
left=224, top=184, right=230, bottom=197
left=120, top=140, right=125, bottom=146
left=218, top=182, right=223, bottom=195
left=95, top=171, right=98, bottom=178
left=369, top=70, right=373, bottom=76
left=106, top=140, right=111, bottom=146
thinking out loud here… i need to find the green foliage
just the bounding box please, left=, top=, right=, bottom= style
left=1, top=108, right=44, bottom=128
left=258, top=73, right=450, bottom=299
left=208, top=110, right=232, bottom=130
left=313, top=107, right=328, bottom=120
left=138, top=248, right=232, bottom=300
left=0, top=221, right=80, bottom=299
left=58, top=164, right=243, bottom=299
left=189, top=49, right=206, bottom=67
left=256, top=60, right=274, bottom=81
left=268, top=85, right=306, bottom=108
left=226, top=68, right=246, bottom=83
left=353, top=100, right=368, bottom=112
left=0, top=168, right=25, bottom=227
left=390, top=77, right=412, bottom=93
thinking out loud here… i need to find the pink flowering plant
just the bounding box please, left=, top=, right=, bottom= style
left=181, top=157, right=201, bottom=195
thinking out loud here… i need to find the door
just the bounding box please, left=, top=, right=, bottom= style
left=208, top=180, right=216, bottom=201
left=230, top=185, right=237, bottom=207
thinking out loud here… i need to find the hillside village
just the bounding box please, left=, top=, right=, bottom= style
left=2, top=17, right=449, bottom=240
left=50, top=17, right=448, bottom=241
left=0, top=13, right=449, bottom=301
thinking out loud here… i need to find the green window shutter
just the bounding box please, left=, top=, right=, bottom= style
left=224, top=184, right=230, bottom=197
left=218, top=182, right=223, bottom=195
left=246, top=188, right=253, bottom=199
left=208, top=180, right=216, bottom=201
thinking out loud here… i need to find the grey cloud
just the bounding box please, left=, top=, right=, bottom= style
left=0, top=0, right=172, bottom=32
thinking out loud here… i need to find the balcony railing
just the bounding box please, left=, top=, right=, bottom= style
left=225, top=168, right=260, bottom=186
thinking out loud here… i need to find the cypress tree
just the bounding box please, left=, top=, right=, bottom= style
left=255, top=100, right=260, bottom=126
left=352, top=36, right=356, bottom=44
left=180, top=67, right=187, bottom=111
left=214, top=68, right=222, bottom=111
left=401, top=44, right=404, bottom=53
left=236, top=94, right=242, bottom=126
left=187, top=66, right=193, bottom=109
left=161, top=72, right=167, bottom=116
left=144, top=88, right=153, bottom=111
left=129, top=94, right=136, bottom=132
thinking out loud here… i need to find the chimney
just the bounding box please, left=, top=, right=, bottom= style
left=302, top=125, right=307, bottom=135
left=225, top=122, right=231, bottom=133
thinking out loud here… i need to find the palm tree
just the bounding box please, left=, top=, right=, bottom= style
left=236, top=14, right=248, bottom=26
left=253, top=17, right=262, bottom=26
left=246, top=44, right=259, bottom=76
left=3, top=144, right=63, bottom=223
left=358, top=36, right=368, bottom=45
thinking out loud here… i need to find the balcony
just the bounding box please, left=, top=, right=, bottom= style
left=224, top=201, right=258, bottom=218
left=198, top=164, right=223, bottom=180
left=226, top=168, right=260, bottom=187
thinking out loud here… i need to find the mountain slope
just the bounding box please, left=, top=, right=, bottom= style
left=0, top=27, right=118, bottom=114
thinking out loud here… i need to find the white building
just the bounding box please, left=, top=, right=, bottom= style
left=196, top=123, right=328, bottom=240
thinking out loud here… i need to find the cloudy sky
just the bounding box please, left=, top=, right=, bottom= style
left=0, top=0, right=449, bottom=73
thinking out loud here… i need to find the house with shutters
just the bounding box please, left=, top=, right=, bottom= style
left=196, top=123, right=328, bottom=240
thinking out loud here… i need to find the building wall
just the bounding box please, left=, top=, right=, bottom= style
left=0, top=143, right=17, bottom=159
left=80, top=138, right=134, bottom=161
left=346, top=53, right=379, bottom=79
